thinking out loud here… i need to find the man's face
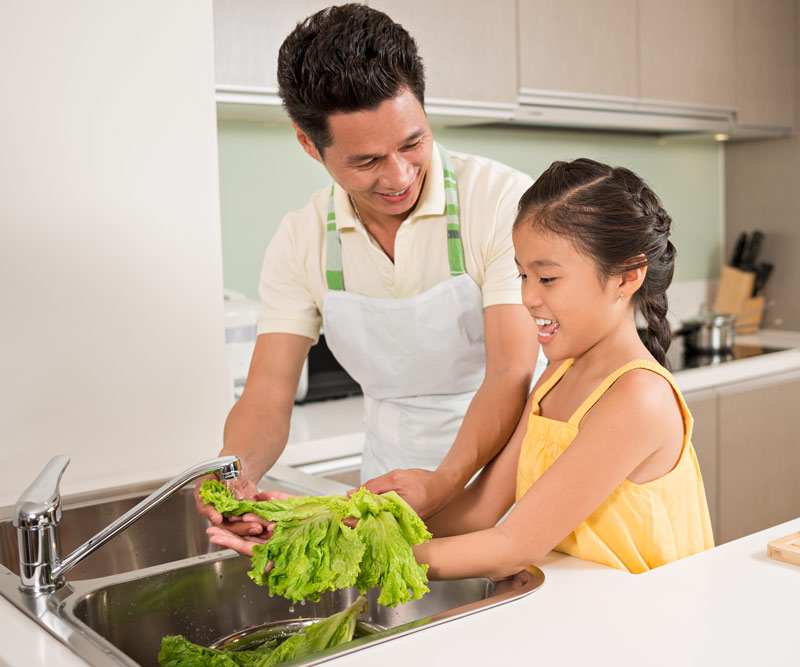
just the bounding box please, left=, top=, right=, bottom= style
left=298, top=88, right=433, bottom=224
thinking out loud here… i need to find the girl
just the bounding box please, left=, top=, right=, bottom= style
left=209, top=158, right=714, bottom=577
left=412, top=158, right=714, bottom=578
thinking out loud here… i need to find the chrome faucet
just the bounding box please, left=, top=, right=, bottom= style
left=13, top=454, right=242, bottom=593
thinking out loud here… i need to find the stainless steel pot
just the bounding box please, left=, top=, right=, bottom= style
left=681, top=313, right=737, bottom=352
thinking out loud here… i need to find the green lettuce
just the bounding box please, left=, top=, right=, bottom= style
left=257, top=595, right=367, bottom=666
left=158, top=634, right=275, bottom=667
left=200, top=481, right=431, bottom=607
left=158, top=596, right=366, bottom=667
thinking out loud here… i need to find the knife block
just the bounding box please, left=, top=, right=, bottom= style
left=736, top=296, right=765, bottom=334
left=714, top=266, right=753, bottom=312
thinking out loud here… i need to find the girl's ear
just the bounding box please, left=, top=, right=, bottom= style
left=616, top=254, right=648, bottom=298
left=293, top=123, right=324, bottom=164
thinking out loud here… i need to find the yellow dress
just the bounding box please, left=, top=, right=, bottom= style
left=515, top=359, right=714, bottom=573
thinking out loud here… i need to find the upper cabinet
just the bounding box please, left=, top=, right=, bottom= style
left=213, top=0, right=334, bottom=91
left=213, top=0, right=796, bottom=136
left=735, top=0, right=796, bottom=130
left=639, top=0, right=736, bottom=109
left=518, top=0, right=639, bottom=99
left=369, top=0, right=518, bottom=106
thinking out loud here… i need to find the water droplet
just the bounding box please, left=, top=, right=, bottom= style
left=288, top=605, right=295, bottom=613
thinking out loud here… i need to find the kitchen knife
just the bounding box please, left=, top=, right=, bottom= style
left=730, top=231, right=748, bottom=268
left=752, top=262, right=773, bottom=296
left=739, top=230, right=764, bottom=271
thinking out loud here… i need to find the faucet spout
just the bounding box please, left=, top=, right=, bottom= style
left=14, top=455, right=242, bottom=593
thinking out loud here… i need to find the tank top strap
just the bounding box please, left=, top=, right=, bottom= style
left=532, top=358, right=574, bottom=407
left=567, top=359, right=682, bottom=428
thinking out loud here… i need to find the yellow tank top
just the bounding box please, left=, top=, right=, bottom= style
left=516, top=359, right=714, bottom=574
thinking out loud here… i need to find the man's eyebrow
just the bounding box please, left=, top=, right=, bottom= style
left=346, top=130, right=426, bottom=165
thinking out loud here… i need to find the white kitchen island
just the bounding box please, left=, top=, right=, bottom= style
left=0, top=517, right=797, bottom=666
left=2, top=330, right=799, bottom=666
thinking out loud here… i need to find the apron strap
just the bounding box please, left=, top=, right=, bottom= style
left=324, top=143, right=466, bottom=291
left=438, top=144, right=467, bottom=277
left=325, top=184, right=345, bottom=290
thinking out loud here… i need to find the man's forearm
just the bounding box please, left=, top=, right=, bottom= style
left=432, top=365, right=532, bottom=508
left=219, top=392, right=293, bottom=484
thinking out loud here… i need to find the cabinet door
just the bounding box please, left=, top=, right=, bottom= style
left=213, top=0, right=335, bottom=89
left=735, top=0, right=796, bottom=129
left=717, top=371, right=800, bottom=543
left=639, top=0, right=736, bottom=108
left=367, top=0, right=518, bottom=103
left=684, top=389, right=719, bottom=540
left=518, top=0, right=638, bottom=98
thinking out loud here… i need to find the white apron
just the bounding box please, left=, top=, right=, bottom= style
left=321, top=145, right=486, bottom=481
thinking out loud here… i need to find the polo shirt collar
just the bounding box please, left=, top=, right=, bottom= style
left=332, top=142, right=445, bottom=231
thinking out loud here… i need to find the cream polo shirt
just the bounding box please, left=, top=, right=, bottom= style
left=257, top=146, right=533, bottom=343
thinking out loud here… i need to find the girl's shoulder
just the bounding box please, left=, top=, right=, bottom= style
left=580, top=360, right=684, bottom=438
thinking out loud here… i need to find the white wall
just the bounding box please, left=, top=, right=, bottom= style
left=0, top=1, right=230, bottom=502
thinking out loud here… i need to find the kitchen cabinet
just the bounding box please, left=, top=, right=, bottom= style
left=369, top=0, right=518, bottom=105
left=684, top=389, right=720, bottom=537
left=734, top=0, right=796, bottom=130
left=717, top=370, right=800, bottom=542
left=518, top=0, right=639, bottom=99
left=213, top=0, right=795, bottom=135
left=684, top=369, right=800, bottom=545
left=639, top=0, right=737, bottom=109
left=213, top=0, right=333, bottom=91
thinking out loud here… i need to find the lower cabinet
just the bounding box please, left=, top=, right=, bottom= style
left=684, top=370, right=800, bottom=544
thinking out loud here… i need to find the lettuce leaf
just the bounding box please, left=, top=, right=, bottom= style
left=157, top=596, right=366, bottom=667
left=200, top=481, right=431, bottom=607
left=158, top=634, right=273, bottom=667
left=250, top=504, right=364, bottom=602
left=354, top=511, right=430, bottom=607
left=257, top=595, right=367, bottom=667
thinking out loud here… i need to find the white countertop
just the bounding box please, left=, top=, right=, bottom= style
left=2, top=517, right=798, bottom=666
left=2, top=328, right=799, bottom=665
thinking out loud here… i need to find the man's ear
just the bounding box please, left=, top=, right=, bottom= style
left=293, top=123, right=323, bottom=164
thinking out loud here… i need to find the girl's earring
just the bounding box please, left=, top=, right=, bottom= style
left=618, top=292, right=625, bottom=302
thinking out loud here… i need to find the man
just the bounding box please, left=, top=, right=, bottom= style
left=199, top=4, right=544, bottom=534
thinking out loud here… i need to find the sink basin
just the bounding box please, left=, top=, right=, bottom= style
left=0, top=476, right=304, bottom=581
left=65, top=552, right=542, bottom=667
left=0, top=470, right=544, bottom=666
left=0, top=486, right=223, bottom=581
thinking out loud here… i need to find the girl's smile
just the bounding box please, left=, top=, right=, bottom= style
left=513, top=225, right=634, bottom=363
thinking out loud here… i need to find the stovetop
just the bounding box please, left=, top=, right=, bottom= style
left=670, top=344, right=788, bottom=372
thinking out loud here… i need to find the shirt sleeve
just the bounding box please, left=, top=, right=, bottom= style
left=257, top=214, right=322, bottom=343
left=480, top=171, right=533, bottom=308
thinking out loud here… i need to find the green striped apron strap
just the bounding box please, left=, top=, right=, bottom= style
left=325, top=184, right=345, bottom=291
left=324, top=143, right=466, bottom=290
left=438, top=144, right=466, bottom=277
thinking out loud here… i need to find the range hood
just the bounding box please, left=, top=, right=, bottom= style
left=515, top=88, right=734, bottom=135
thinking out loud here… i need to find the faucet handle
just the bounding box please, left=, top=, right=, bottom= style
left=14, top=455, right=70, bottom=529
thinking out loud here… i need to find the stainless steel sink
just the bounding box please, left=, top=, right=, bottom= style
left=0, top=473, right=305, bottom=581
left=0, top=469, right=544, bottom=666
left=0, top=486, right=223, bottom=581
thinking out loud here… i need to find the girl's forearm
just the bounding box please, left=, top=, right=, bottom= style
left=413, top=526, right=533, bottom=581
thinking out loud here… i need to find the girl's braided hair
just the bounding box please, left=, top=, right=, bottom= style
left=514, top=158, right=675, bottom=366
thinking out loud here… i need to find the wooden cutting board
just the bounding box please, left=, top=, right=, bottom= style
left=767, top=532, right=800, bottom=566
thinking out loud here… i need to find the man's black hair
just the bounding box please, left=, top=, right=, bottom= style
left=277, top=3, right=426, bottom=153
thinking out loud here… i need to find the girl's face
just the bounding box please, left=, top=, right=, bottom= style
left=513, top=224, right=630, bottom=361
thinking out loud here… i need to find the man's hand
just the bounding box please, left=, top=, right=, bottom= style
left=360, top=468, right=452, bottom=519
